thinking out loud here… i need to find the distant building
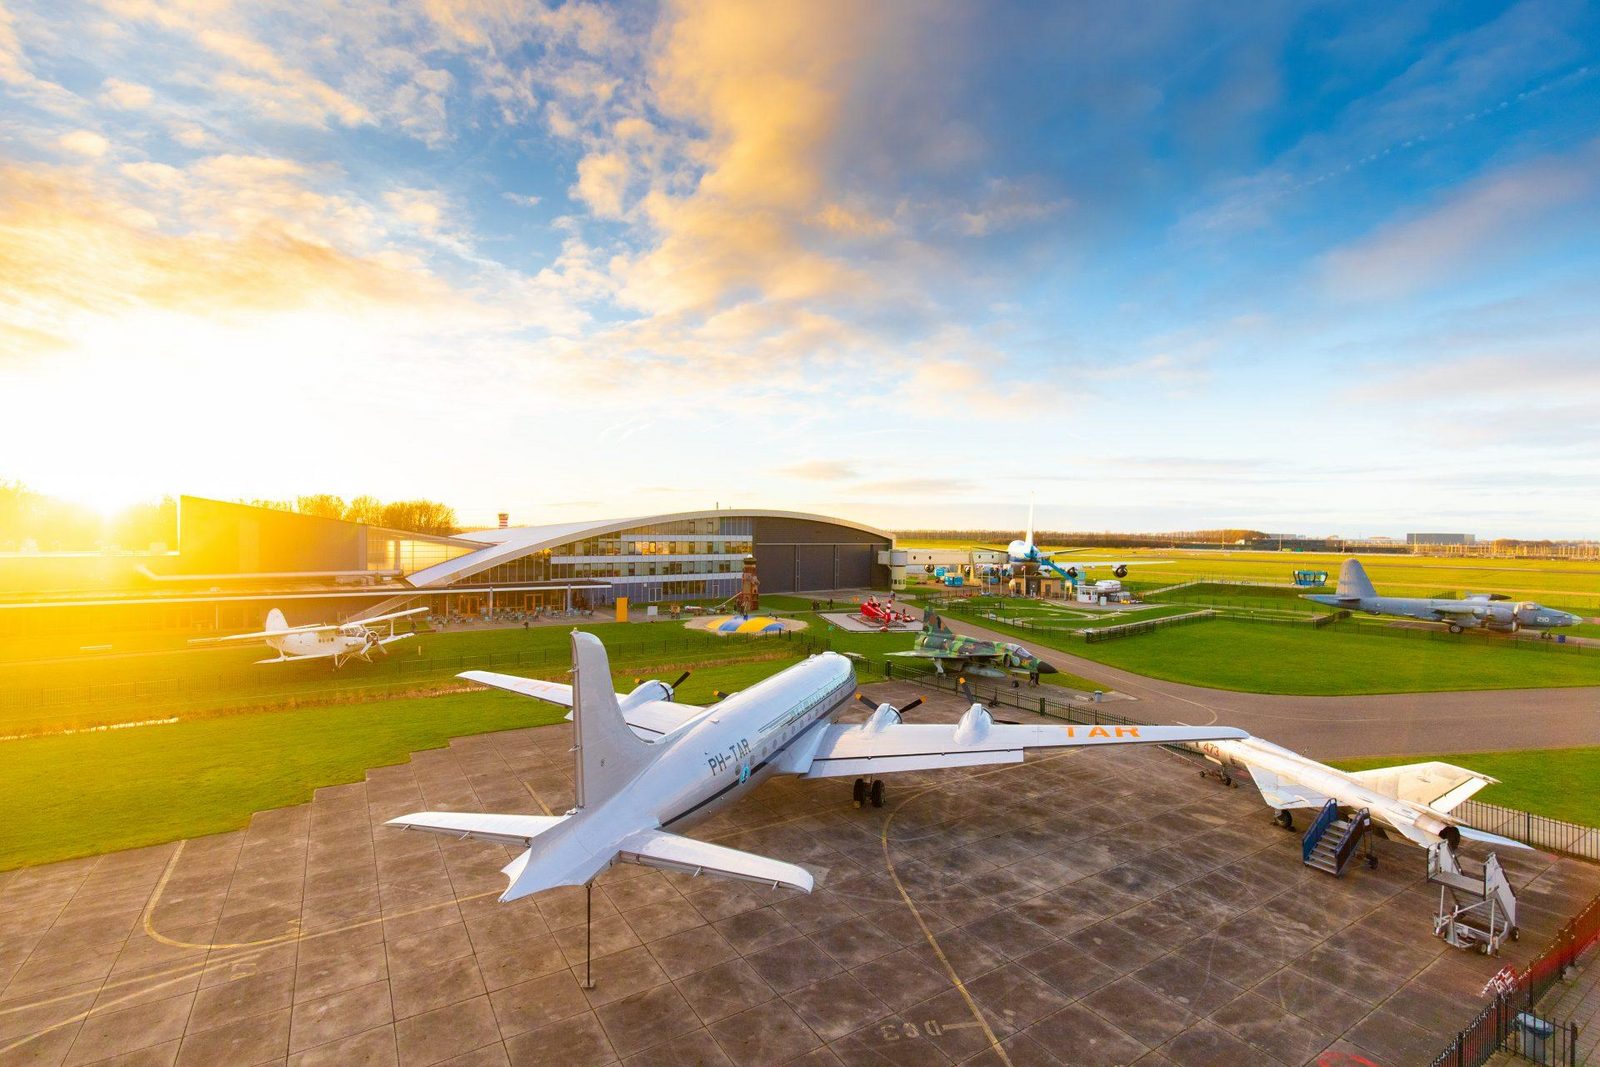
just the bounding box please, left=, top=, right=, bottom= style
left=0, top=498, right=892, bottom=637
left=1407, top=533, right=1476, bottom=546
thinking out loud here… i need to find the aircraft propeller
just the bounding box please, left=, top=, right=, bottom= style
left=634, top=670, right=693, bottom=700
left=855, top=693, right=921, bottom=715
left=957, top=678, right=1018, bottom=724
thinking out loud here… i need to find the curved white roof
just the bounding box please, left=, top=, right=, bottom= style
left=407, top=509, right=892, bottom=589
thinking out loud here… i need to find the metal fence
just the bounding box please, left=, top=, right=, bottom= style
left=1455, top=800, right=1600, bottom=863
left=881, top=658, right=1146, bottom=729
left=1083, top=610, right=1215, bottom=643
left=1430, top=893, right=1600, bottom=1066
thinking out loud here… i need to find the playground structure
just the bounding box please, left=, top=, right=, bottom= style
left=711, top=555, right=762, bottom=616
left=687, top=614, right=804, bottom=636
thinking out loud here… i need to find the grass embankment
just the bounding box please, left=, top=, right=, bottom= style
left=1331, top=749, right=1600, bottom=826
left=0, top=654, right=804, bottom=871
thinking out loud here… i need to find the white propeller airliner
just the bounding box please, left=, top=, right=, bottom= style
left=388, top=630, right=1247, bottom=900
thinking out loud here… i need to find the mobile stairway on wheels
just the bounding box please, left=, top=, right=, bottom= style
left=1301, top=799, right=1375, bottom=876
left=1429, top=842, right=1518, bottom=955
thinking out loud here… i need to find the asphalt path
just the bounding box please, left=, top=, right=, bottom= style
left=938, top=615, right=1600, bottom=760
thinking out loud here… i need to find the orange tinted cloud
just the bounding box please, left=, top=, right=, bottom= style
left=607, top=0, right=893, bottom=316
left=0, top=163, right=450, bottom=360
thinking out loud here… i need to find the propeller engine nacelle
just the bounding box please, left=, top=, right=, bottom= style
left=620, top=671, right=692, bottom=710
left=953, top=703, right=993, bottom=746
left=856, top=693, right=920, bottom=732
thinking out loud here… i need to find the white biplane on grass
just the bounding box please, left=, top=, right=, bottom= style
left=198, top=606, right=427, bottom=668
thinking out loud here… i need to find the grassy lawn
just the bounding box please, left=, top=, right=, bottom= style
left=893, top=541, right=1600, bottom=611
left=1331, top=748, right=1600, bottom=826
left=0, top=654, right=809, bottom=871
left=0, top=621, right=807, bottom=736
left=784, top=603, right=1113, bottom=694
left=936, top=613, right=1600, bottom=695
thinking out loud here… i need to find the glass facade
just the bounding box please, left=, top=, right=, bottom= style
left=448, top=517, right=754, bottom=603
left=367, top=529, right=478, bottom=575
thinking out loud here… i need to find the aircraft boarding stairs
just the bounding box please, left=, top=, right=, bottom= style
left=1301, top=800, right=1375, bottom=876
left=1429, top=842, right=1518, bottom=955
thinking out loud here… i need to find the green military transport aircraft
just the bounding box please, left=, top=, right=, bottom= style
left=887, top=613, right=1059, bottom=679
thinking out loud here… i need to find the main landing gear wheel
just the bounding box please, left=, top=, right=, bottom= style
left=1274, top=811, right=1295, bottom=831
left=870, top=779, right=885, bottom=808
left=1448, top=623, right=1463, bottom=634
left=852, top=778, right=867, bottom=808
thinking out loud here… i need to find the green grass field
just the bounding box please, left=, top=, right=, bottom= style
left=0, top=621, right=805, bottom=736
left=774, top=599, right=1113, bottom=693
left=896, top=540, right=1600, bottom=613
left=935, top=611, right=1600, bottom=695
left=0, top=655, right=806, bottom=871
left=1331, top=748, right=1600, bottom=826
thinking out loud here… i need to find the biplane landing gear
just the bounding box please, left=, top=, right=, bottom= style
left=852, top=779, right=885, bottom=809
left=1274, top=810, right=1295, bottom=831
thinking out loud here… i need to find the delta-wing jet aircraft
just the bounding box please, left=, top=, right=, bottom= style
left=886, top=613, right=1058, bottom=678
left=388, top=631, right=1246, bottom=901
left=1184, top=735, right=1529, bottom=852
left=199, top=606, right=427, bottom=667
left=1306, top=559, right=1582, bottom=635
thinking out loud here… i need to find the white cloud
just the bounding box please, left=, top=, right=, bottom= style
left=1321, top=141, right=1600, bottom=300
left=58, top=129, right=109, bottom=156
left=100, top=77, right=152, bottom=108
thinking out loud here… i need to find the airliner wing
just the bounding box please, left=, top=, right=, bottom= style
left=617, top=830, right=814, bottom=892
left=798, top=708, right=1246, bottom=779
left=460, top=670, right=574, bottom=706
left=457, top=670, right=699, bottom=740
left=387, top=811, right=566, bottom=847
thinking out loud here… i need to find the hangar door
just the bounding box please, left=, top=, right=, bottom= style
left=752, top=517, right=889, bottom=593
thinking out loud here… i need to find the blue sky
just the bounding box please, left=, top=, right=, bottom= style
left=0, top=0, right=1596, bottom=536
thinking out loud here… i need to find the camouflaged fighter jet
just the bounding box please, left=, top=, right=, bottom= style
left=886, top=613, right=1058, bottom=678
left=1306, top=559, right=1584, bottom=636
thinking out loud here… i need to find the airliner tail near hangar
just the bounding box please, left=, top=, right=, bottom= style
left=389, top=631, right=1246, bottom=902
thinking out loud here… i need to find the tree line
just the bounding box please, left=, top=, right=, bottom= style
left=1, top=481, right=459, bottom=552
left=0, top=482, right=177, bottom=552
left=244, top=495, right=459, bottom=536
